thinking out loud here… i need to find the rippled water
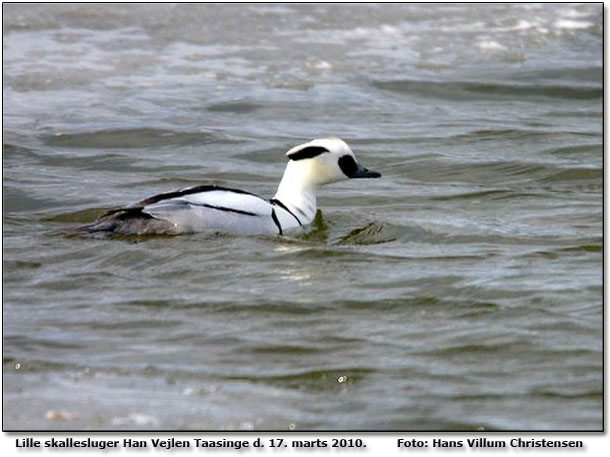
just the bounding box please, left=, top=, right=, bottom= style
left=2, top=3, right=602, bottom=430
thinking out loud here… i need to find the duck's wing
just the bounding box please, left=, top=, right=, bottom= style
left=65, top=185, right=281, bottom=236
left=139, top=185, right=280, bottom=235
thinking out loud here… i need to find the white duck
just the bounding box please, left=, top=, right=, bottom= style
left=71, top=138, right=381, bottom=236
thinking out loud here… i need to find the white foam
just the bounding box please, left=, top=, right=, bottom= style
left=555, top=19, right=592, bottom=30
left=111, top=413, right=159, bottom=426
left=513, top=20, right=536, bottom=31
left=478, top=40, right=506, bottom=51
left=307, top=60, right=332, bottom=70
left=560, top=8, right=592, bottom=19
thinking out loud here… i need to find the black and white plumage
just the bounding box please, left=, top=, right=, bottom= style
left=69, top=138, right=381, bottom=237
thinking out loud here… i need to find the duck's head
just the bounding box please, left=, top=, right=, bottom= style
left=284, top=137, right=381, bottom=187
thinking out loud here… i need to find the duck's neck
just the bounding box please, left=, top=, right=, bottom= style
left=273, top=161, right=318, bottom=225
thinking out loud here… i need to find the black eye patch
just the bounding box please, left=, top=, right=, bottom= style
left=338, top=155, right=358, bottom=177
left=288, top=146, right=329, bottom=161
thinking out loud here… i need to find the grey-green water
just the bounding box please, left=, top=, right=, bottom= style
left=2, top=3, right=602, bottom=430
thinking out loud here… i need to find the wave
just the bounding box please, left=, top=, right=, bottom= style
left=372, top=79, right=602, bottom=101
left=40, top=128, right=222, bottom=149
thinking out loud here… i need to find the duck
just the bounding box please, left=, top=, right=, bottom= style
left=68, top=137, right=381, bottom=237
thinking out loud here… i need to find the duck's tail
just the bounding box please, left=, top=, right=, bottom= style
left=62, top=207, right=175, bottom=237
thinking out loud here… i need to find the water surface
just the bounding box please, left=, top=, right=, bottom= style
left=2, top=3, right=602, bottom=430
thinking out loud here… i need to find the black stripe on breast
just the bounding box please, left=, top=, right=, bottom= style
left=287, top=146, right=329, bottom=161
left=293, top=206, right=308, bottom=220
left=271, top=209, right=283, bottom=235
left=137, top=185, right=262, bottom=206
left=269, top=198, right=303, bottom=227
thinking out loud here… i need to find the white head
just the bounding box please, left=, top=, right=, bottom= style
left=273, top=138, right=381, bottom=225
left=283, top=137, right=381, bottom=187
